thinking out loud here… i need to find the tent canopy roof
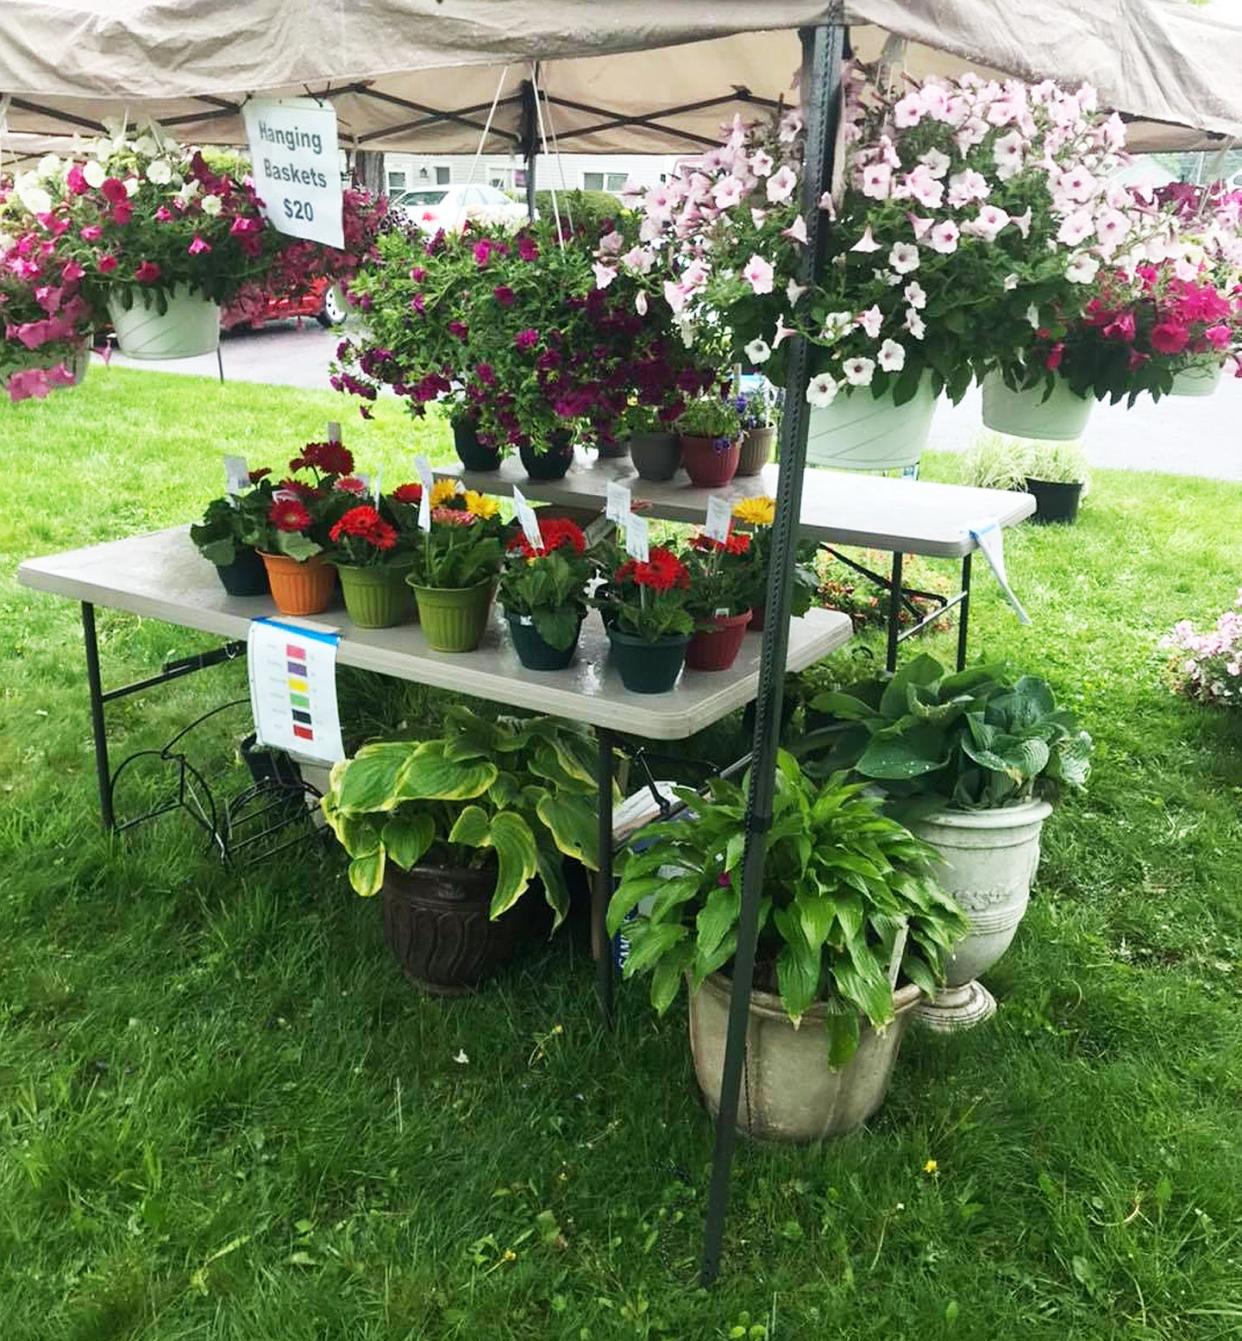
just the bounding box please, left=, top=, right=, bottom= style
left=2, top=1, right=1239, bottom=155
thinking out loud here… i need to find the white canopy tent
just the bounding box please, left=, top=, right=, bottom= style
left=0, top=1, right=1240, bottom=155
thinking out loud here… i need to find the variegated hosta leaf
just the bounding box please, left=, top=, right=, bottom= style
left=447, top=804, right=491, bottom=848
left=535, top=791, right=598, bottom=869
left=381, top=812, right=435, bottom=869
left=334, top=742, right=418, bottom=813
left=394, top=741, right=497, bottom=802
left=486, top=811, right=539, bottom=919
left=348, top=847, right=385, bottom=897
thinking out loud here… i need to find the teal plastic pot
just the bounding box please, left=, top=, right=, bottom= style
left=337, top=562, right=415, bottom=628
left=214, top=546, right=269, bottom=597
left=505, top=610, right=581, bottom=670
left=607, top=627, right=689, bottom=694
left=410, top=578, right=495, bottom=652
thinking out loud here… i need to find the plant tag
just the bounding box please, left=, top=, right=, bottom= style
left=414, top=454, right=434, bottom=532
left=371, top=468, right=382, bottom=503
left=513, top=486, right=544, bottom=552
left=584, top=515, right=615, bottom=546
left=223, top=454, right=249, bottom=498
left=326, top=421, right=341, bottom=444
left=606, top=481, right=631, bottom=524
left=625, top=512, right=649, bottom=563
left=704, top=495, right=732, bottom=542
left=714, top=606, right=730, bottom=619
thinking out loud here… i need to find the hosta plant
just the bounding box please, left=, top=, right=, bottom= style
left=798, top=654, right=1093, bottom=815
left=322, top=707, right=614, bottom=924
left=607, top=753, right=968, bottom=1065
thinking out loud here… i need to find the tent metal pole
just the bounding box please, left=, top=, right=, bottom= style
left=699, top=20, right=844, bottom=1287
left=519, top=78, right=539, bottom=221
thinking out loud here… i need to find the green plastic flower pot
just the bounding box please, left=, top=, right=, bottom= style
left=337, top=562, right=415, bottom=628
left=410, top=578, right=495, bottom=652
left=505, top=610, right=581, bottom=670
left=607, top=627, right=689, bottom=694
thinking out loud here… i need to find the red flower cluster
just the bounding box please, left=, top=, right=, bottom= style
left=269, top=498, right=312, bottom=533
left=277, top=478, right=323, bottom=501
left=291, top=440, right=355, bottom=476
left=391, top=482, right=423, bottom=504
left=507, top=516, right=587, bottom=558
left=615, top=546, right=690, bottom=592
left=329, top=505, right=397, bottom=550
left=690, top=531, right=751, bottom=556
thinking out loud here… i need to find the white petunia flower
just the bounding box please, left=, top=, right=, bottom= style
left=903, top=281, right=927, bottom=310
left=15, top=174, right=52, bottom=216
left=200, top=193, right=223, bottom=216
left=820, top=311, right=853, bottom=343
left=744, top=337, right=772, bottom=365
left=1065, top=253, right=1100, bottom=284
left=842, top=357, right=875, bottom=387
left=145, top=158, right=173, bottom=185
left=856, top=305, right=883, bottom=339
left=889, top=242, right=920, bottom=274
left=878, top=339, right=906, bottom=372
left=903, top=308, right=927, bottom=340
left=805, top=372, right=839, bottom=407
left=37, top=153, right=62, bottom=180
left=123, top=176, right=140, bottom=197
left=1003, top=273, right=1020, bottom=290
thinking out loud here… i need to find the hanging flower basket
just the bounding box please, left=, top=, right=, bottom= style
left=107, top=283, right=220, bottom=359
left=806, top=379, right=937, bottom=472
left=1170, top=360, right=1224, bottom=398
left=981, top=372, right=1093, bottom=441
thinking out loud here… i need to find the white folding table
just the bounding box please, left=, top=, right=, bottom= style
left=18, top=524, right=853, bottom=1018
left=438, top=453, right=1036, bottom=670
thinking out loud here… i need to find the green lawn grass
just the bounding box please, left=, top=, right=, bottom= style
left=2, top=365, right=1241, bottom=1340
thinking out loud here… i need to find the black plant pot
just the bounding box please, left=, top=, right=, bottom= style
left=239, top=732, right=302, bottom=787
left=520, top=435, right=575, bottom=481
left=381, top=862, right=530, bottom=994
left=1025, top=477, right=1083, bottom=525
left=506, top=610, right=581, bottom=670
left=453, top=417, right=503, bottom=472
left=607, top=627, right=689, bottom=694
left=215, top=546, right=269, bottom=596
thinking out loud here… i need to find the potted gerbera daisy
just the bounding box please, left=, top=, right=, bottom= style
left=684, top=528, right=757, bottom=672
left=405, top=491, right=505, bottom=653
left=326, top=501, right=416, bottom=628
left=595, top=544, right=694, bottom=694
left=730, top=495, right=820, bottom=630
left=254, top=438, right=356, bottom=615
left=498, top=516, right=593, bottom=670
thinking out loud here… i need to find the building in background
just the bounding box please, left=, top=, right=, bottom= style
left=380, top=151, right=676, bottom=198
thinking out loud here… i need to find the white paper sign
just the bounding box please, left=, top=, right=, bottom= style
left=247, top=617, right=344, bottom=765
left=625, top=513, right=650, bottom=563
left=968, top=521, right=1031, bottom=624
left=223, top=453, right=250, bottom=498
left=326, top=420, right=341, bottom=444
left=705, top=495, right=733, bottom=542
left=606, top=481, right=632, bottom=525
left=243, top=97, right=343, bottom=248
left=415, top=455, right=435, bottom=532
left=512, top=486, right=544, bottom=551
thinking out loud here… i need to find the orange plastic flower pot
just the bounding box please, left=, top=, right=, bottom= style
left=258, top=551, right=336, bottom=616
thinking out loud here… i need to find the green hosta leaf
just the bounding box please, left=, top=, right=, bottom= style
left=777, top=936, right=822, bottom=1026
left=395, top=741, right=498, bottom=801
left=1049, top=731, right=1093, bottom=789
left=327, top=812, right=381, bottom=858
left=834, top=889, right=865, bottom=943
left=696, top=883, right=740, bottom=960
left=796, top=892, right=836, bottom=951
left=447, top=804, right=491, bottom=848
left=857, top=723, right=950, bottom=779
left=938, top=664, right=1006, bottom=699
left=534, top=840, right=570, bottom=931
left=348, top=848, right=385, bottom=897
left=607, top=874, right=665, bottom=935
left=335, top=743, right=417, bottom=813
left=381, top=812, right=435, bottom=869
left=961, top=734, right=1049, bottom=784
left=690, top=929, right=738, bottom=992
left=650, top=939, right=695, bottom=1014
left=487, top=770, right=522, bottom=810
left=823, top=1002, right=861, bottom=1068
left=486, top=811, right=539, bottom=919
left=536, top=791, right=598, bottom=869
left=831, top=953, right=895, bottom=1031
left=622, top=921, right=688, bottom=977
left=648, top=874, right=702, bottom=921
left=879, top=655, right=944, bottom=719
left=901, top=951, right=939, bottom=999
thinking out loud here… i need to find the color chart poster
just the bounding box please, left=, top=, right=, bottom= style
left=247, top=618, right=345, bottom=765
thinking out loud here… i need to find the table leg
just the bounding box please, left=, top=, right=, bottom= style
left=885, top=551, right=904, bottom=673
left=594, top=728, right=615, bottom=1026
left=81, top=601, right=115, bottom=832
left=957, top=553, right=972, bottom=672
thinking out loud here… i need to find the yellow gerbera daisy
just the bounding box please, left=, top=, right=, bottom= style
left=430, top=477, right=461, bottom=507
left=463, top=489, right=500, bottom=519
left=732, top=495, right=776, bottom=526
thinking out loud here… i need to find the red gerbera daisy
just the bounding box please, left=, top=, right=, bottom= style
left=269, top=498, right=312, bottom=533
left=507, top=516, right=587, bottom=558
left=329, top=505, right=397, bottom=550
left=616, top=545, right=689, bottom=592
left=391, top=482, right=423, bottom=504
left=293, top=440, right=355, bottom=476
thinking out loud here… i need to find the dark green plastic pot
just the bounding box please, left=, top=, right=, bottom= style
left=454, top=417, right=503, bottom=471
left=505, top=610, right=581, bottom=670
left=607, top=627, right=689, bottom=694
left=214, top=546, right=269, bottom=596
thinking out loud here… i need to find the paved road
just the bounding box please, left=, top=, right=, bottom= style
left=103, top=320, right=1242, bottom=482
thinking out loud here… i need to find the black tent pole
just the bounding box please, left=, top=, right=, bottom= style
left=519, top=77, right=539, bottom=221
left=699, top=21, right=844, bottom=1287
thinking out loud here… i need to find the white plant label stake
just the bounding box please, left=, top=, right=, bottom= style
left=326, top=420, right=341, bottom=444
left=223, top=454, right=250, bottom=499
left=606, top=481, right=632, bottom=525
left=625, top=512, right=650, bottom=564
left=414, top=454, right=435, bottom=533
left=513, top=486, right=544, bottom=552
left=704, top=495, right=732, bottom=542
left=371, top=468, right=382, bottom=504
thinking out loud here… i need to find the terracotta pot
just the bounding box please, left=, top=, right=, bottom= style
left=630, top=432, right=681, bottom=482
left=689, top=972, right=923, bottom=1142
left=411, top=578, right=495, bottom=652
left=381, top=862, right=529, bottom=994
left=214, top=546, right=269, bottom=597
left=336, top=562, right=415, bottom=628
left=737, top=426, right=775, bottom=476
left=258, top=551, right=336, bottom=616
left=749, top=603, right=766, bottom=631
left=679, top=434, right=741, bottom=488
left=686, top=610, right=752, bottom=671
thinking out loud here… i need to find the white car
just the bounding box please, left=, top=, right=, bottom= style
left=392, top=183, right=529, bottom=233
